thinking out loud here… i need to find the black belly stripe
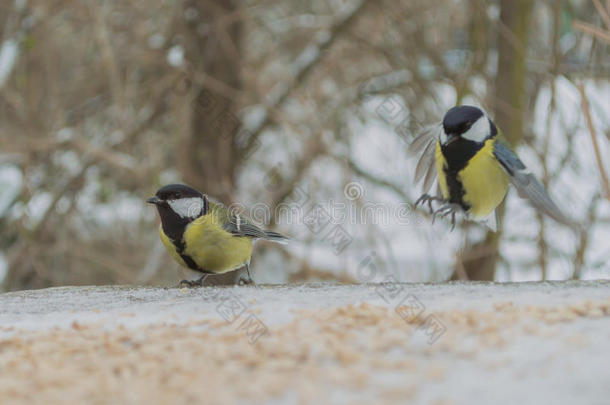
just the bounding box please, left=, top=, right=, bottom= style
left=443, top=166, right=470, bottom=211
left=171, top=238, right=204, bottom=272
left=156, top=199, right=210, bottom=273
left=179, top=252, right=201, bottom=271
left=441, top=138, right=482, bottom=212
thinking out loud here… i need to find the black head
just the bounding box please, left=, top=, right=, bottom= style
left=147, top=184, right=208, bottom=241
left=442, top=105, right=484, bottom=137
left=439, top=106, right=497, bottom=171
left=149, top=184, right=202, bottom=201
left=440, top=105, right=496, bottom=147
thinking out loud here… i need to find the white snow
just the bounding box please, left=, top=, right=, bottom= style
left=15, top=0, right=27, bottom=12
left=166, top=45, right=185, bottom=67
left=24, top=191, right=53, bottom=228
left=0, top=254, right=7, bottom=284
left=0, top=39, right=18, bottom=88
left=0, top=164, right=22, bottom=216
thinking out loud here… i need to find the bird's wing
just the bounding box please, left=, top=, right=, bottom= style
left=224, top=215, right=268, bottom=239
left=408, top=124, right=441, bottom=194
left=493, top=141, right=576, bottom=228
left=225, top=217, right=289, bottom=243
left=211, top=201, right=288, bottom=242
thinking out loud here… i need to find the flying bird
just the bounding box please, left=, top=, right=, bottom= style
left=410, top=105, right=576, bottom=231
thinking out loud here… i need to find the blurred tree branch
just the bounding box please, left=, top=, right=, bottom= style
left=577, top=83, right=610, bottom=201
left=1, top=0, right=608, bottom=290
left=241, top=0, right=370, bottom=158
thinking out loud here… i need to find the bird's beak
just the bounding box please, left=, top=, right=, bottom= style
left=445, top=133, right=459, bottom=146
left=146, top=196, right=163, bottom=205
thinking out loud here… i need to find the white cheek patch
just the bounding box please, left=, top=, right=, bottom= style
left=168, top=197, right=203, bottom=219
left=461, top=116, right=491, bottom=143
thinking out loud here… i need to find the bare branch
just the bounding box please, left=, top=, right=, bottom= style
left=573, top=20, right=610, bottom=43
left=241, top=0, right=370, bottom=157
left=577, top=82, right=610, bottom=201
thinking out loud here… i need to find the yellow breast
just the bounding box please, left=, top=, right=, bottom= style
left=159, top=226, right=188, bottom=267
left=182, top=214, right=253, bottom=273
left=459, top=139, right=509, bottom=218
left=436, top=139, right=509, bottom=219
left=159, top=213, right=253, bottom=274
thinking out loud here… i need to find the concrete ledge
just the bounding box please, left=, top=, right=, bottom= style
left=0, top=281, right=609, bottom=404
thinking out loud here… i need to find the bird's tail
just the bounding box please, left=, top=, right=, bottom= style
left=263, top=230, right=289, bottom=244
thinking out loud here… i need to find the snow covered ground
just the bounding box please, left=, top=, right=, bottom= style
left=0, top=281, right=609, bottom=404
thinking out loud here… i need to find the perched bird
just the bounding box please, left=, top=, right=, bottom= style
left=410, top=105, right=575, bottom=230
left=147, top=184, right=287, bottom=286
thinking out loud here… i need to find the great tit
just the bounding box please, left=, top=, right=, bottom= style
left=147, top=184, right=287, bottom=286
left=410, top=105, right=575, bottom=230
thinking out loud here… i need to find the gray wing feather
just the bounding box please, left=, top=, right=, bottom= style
left=408, top=127, right=436, bottom=158
left=414, top=140, right=435, bottom=182
left=223, top=215, right=288, bottom=242
left=422, top=156, right=438, bottom=194
left=409, top=125, right=440, bottom=194
left=224, top=219, right=266, bottom=238
left=493, top=142, right=576, bottom=228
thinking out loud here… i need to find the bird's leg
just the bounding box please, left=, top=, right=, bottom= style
left=447, top=210, right=457, bottom=231
left=178, top=279, right=197, bottom=288
left=432, top=203, right=462, bottom=231
left=415, top=194, right=444, bottom=214
left=245, top=262, right=252, bottom=280
left=238, top=277, right=252, bottom=286
left=238, top=263, right=254, bottom=286
left=178, top=274, right=208, bottom=288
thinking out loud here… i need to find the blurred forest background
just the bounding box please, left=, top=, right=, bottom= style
left=0, top=0, right=608, bottom=291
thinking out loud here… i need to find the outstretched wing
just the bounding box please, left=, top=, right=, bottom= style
left=493, top=142, right=576, bottom=228
left=408, top=124, right=441, bottom=194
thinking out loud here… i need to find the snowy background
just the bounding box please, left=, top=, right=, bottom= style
left=0, top=0, right=609, bottom=290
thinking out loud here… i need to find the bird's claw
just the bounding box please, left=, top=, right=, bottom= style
left=178, top=279, right=201, bottom=288
left=432, top=203, right=462, bottom=231
left=238, top=277, right=253, bottom=286
left=415, top=194, right=444, bottom=214
left=178, top=274, right=208, bottom=288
